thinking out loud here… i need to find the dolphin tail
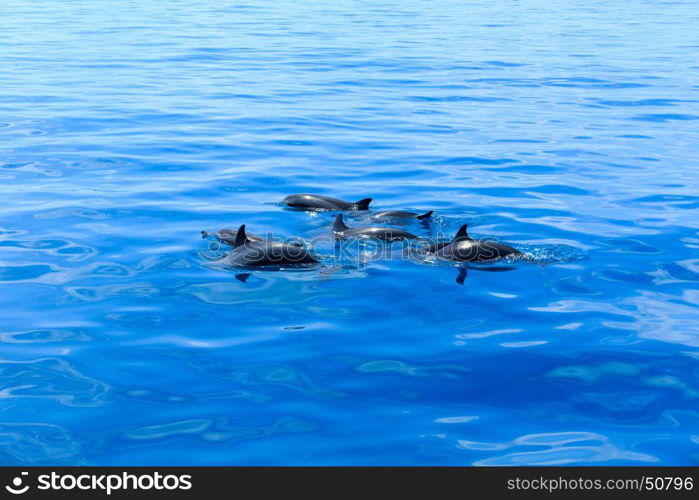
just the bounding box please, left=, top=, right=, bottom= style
left=453, top=224, right=470, bottom=242
left=201, top=230, right=210, bottom=239
left=353, top=198, right=372, bottom=210
left=333, top=214, right=349, bottom=232
left=416, top=210, right=433, bottom=220
left=233, top=224, right=250, bottom=248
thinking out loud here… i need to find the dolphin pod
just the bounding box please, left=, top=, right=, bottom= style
left=203, top=193, right=523, bottom=273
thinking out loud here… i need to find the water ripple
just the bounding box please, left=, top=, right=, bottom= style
left=1, top=0, right=698, bottom=465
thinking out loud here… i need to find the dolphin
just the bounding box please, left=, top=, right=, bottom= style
left=225, top=225, right=318, bottom=267
left=370, top=210, right=433, bottom=220
left=333, top=214, right=418, bottom=242
left=202, top=228, right=304, bottom=248
left=283, top=194, right=372, bottom=211
left=202, top=228, right=264, bottom=246
left=430, top=224, right=521, bottom=262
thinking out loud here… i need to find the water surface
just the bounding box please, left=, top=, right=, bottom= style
left=1, top=0, right=698, bottom=465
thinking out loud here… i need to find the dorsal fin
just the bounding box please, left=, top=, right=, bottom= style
left=453, top=224, right=471, bottom=242
left=233, top=224, right=250, bottom=248
left=416, top=210, right=433, bottom=220
left=353, top=198, right=372, bottom=210
left=333, top=214, right=349, bottom=232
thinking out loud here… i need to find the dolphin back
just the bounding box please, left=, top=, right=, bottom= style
left=283, top=194, right=372, bottom=211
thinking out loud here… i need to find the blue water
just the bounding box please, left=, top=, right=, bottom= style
left=1, top=0, right=699, bottom=466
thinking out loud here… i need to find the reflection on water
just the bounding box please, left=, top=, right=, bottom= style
left=1, top=0, right=698, bottom=465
